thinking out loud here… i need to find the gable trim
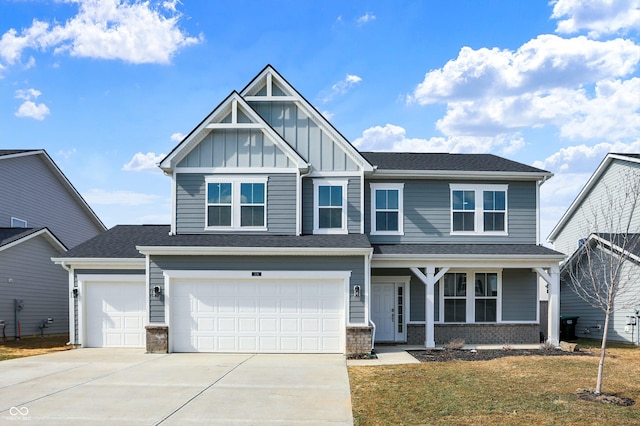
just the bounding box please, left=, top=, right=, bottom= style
left=160, top=91, right=308, bottom=172
left=548, top=153, right=640, bottom=242
left=0, top=228, right=67, bottom=254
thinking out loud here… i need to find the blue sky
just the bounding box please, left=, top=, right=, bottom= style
left=1, top=0, right=639, bottom=242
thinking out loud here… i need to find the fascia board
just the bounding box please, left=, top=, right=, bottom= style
left=0, top=228, right=67, bottom=254
left=372, top=253, right=565, bottom=269
left=592, top=234, right=640, bottom=264
left=51, top=258, right=146, bottom=268
left=240, top=66, right=374, bottom=173
left=371, top=169, right=553, bottom=181
left=0, top=149, right=44, bottom=160
left=547, top=154, right=640, bottom=242
left=137, top=245, right=373, bottom=257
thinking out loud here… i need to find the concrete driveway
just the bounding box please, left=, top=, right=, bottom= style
left=0, top=349, right=353, bottom=425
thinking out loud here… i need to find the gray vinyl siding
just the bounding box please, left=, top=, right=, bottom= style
left=0, top=154, right=103, bottom=248
left=175, top=173, right=297, bottom=235
left=71, top=269, right=145, bottom=343
left=502, top=269, right=538, bottom=322
left=176, top=129, right=292, bottom=168
left=149, top=255, right=365, bottom=324
left=249, top=101, right=359, bottom=172
left=0, top=235, right=68, bottom=338
left=553, top=160, right=640, bottom=256
left=302, top=177, right=361, bottom=234
left=365, top=179, right=537, bottom=244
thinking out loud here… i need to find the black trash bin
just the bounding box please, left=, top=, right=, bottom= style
left=560, top=315, right=579, bottom=341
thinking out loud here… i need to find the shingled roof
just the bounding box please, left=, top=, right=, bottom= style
left=373, top=243, right=563, bottom=257
left=61, top=225, right=372, bottom=258
left=361, top=152, right=549, bottom=174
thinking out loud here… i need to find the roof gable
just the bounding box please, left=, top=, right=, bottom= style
left=548, top=153, right=640, bottom=242
left=0, top=227, right=67, bottom=254
left=161, top=92, right=307, bottom=172
left=240, top=65, right=373, bottom=173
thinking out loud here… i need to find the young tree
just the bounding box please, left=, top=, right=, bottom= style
left=565, top=168, right=640, bottom=395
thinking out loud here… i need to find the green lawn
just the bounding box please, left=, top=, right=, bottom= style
left=349, top=340, right=640, bottom=425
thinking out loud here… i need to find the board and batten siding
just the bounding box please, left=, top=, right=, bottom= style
left=0, top=154, right=102, bottom=248
left=249, top=101, right=358, bottom=172
left=175, top=173, right=297, bottom=235
left=553, top=160, right=640, bottom=256
left=176, top=129, right=292, bottom=168
left=148, top=255, right=365, bottom=324
left=365, top=179, right=537, bottom=244
left=302, top=177, right=361, bottom=234
left=0, top=235, right=68, bottom=337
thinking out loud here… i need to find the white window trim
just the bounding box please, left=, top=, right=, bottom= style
left=313, top=179, right=348, bottom=234
left=205, top=176, right=268, bottom=231
left=438, top=269, right=502, bottom=324
left=449, top=184, right=508, bottom=236
left=11, top=217, right=27, bottom=228
left=370, top=183, right=404, bottom=235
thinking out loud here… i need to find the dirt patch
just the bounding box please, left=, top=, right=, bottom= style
left=408, top=348, right=593, bottom=362
left=576, top=389, right=635, bottom=406
left=0, top=334, right=71, bottom=361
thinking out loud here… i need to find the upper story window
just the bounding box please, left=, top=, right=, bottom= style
left=11, top=217, right=27, bottom=228
left=205, top=177, right=267, bottom=230
left=450, top=184, right=508, bottom=235
left=370, top=183, right=404, bottom=235
left=313, top=179, right=347, bottom=234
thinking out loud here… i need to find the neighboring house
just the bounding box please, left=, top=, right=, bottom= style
left=0, top=150, right=106, bottom=339
left=548, top=153, right=640, bottom=344
left=53, top=66, right=564, bottom=355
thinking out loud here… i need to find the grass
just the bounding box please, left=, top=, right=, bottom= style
left=349, top=339, right=640, bottom=425
left=0, top=334, right=71, bottom=361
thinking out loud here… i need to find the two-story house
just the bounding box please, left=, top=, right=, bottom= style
left=0, top=150, right=105, bottom=338
left=53, top=66, right=564, bottom=354
left=548, top=153, right=640, bottom=344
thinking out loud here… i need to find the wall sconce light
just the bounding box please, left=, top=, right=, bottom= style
left=152, top=285, right=163, bottom=297
left=72, top=288, right=78, bottom=298
left=353, top=285, right=361, bottom=298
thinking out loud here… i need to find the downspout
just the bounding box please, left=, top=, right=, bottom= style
left=367, top=249, right=376, bottom=351
left=536, top=175, right=550, bottom=246
left=59, top=261, right=75, bottom=346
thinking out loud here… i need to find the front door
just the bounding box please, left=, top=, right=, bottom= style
left=371, top=282, right=406, bottom=342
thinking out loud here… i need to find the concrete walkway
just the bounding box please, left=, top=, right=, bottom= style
left=0, top=349, right=353, bottom=425
left=347, top=345, right=422, bottom=366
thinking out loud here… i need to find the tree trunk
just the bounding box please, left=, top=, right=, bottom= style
left=596, top=303, right=613, bottom=395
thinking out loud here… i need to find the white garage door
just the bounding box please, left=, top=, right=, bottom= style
left=84, top=280, right=146, bottom=348
left=170, top=279, right=345, bottom=353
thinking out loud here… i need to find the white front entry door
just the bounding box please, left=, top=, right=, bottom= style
left=372, top=281, right=407, bottom=342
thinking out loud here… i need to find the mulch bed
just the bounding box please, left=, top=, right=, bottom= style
left=407, top=348, right=593, bottom=362
left=576, top=389, right=635, bottom=406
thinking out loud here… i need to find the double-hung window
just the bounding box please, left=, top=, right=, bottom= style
left=314, top=180, right=347, bottom=234
left=450, top=184, right=508, bottom=234
left=370, top=183, right=404, bottom=235
left=440, top=271, right=501, bottom=323
left=206, top=177, right=267, bottom=230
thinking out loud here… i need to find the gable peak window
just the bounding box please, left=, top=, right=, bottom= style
left=206, top=177, right=267, bottom=230
left=450, top=184, right=508, bottom=235
left=370, top=183, right=404, bottom=235
left=11, top=217, right=28, bottom=228
left=313, top=179, right=347, bottom=234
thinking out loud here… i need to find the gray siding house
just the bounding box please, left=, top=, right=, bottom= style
left=53, top=66, right=564, bottom=355
left=548, top=153, right=640, bottom=344
left=0, top=150, right=105, bottom=339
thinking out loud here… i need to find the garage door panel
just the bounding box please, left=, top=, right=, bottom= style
left=85, top=281, right=145, bottom=348
left=171, top=279, right=344, bottom=353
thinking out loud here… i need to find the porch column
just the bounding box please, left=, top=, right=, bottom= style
left=425, top=266, right=436, bottom=348
left=547, top=266, right=560, bottom=346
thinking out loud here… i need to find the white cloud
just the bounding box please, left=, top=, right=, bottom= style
left=170, top=132, right=184, bottom=142
left=356, top=12, right=376, bottom=25
left=321, top=110, right=335, bottom=120
left=410, top=35, right=639, bottom=105
left=352, top=123, right=527, bottom=155
left=533, top=139, right=640, bottom=172
left=122, top=151, right=165, bottom=172
left=551, top=0, right=640, bottom=38
left=322, top=74, right=362, bottom=103
left=14, top=88, right=50, bottom=120
left=0, top=0, right=202, bottom=71
left=56, top=148, right=77, bottom=160
left=83, top=188, right=163, bottom=206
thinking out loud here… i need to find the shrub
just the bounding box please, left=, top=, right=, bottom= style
left=444, top=338, right=465, bottom=350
